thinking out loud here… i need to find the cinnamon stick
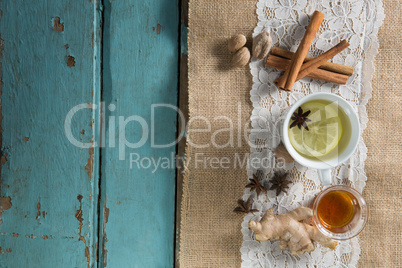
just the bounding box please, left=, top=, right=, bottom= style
left=296, top=40, right=350, bottom=81
left=270, top=47, right=354, bottom=76
left=275, top=11, right=324, bottom=91
left=266, top=54, right=349, bottom=85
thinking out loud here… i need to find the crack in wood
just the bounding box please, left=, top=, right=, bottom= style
left=101, top=196, right=109, bottom=267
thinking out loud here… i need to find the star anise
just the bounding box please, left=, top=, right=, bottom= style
left=246, top=174, right=267, bottom=196
left=290, top=107, right=311, bottom=131
left=269, top=173, right=291, bottom=196
left=233, top=197, right=259, bottom=214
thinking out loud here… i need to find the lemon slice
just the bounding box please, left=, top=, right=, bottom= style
left=289, top=101, right=343, bottom=158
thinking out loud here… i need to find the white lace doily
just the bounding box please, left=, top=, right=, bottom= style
left=241, top=0, right=384, bottom=267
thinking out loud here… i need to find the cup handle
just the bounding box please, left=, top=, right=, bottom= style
left=317, top=169, right=332, bottom=185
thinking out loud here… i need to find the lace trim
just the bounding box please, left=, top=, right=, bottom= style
left=241, top=0, right=384, bottom=267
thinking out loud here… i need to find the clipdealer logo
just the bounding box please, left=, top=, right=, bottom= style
left=64, top=102, right=277, bottom=171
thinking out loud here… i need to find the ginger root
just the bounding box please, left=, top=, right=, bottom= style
left=249, top=206, right=337, bottom=256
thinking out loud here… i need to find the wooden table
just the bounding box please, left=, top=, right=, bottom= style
left=0, top=0, right=188, bottom=266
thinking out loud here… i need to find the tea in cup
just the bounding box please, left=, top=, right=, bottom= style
left=282, top=92, right=360, bottom=185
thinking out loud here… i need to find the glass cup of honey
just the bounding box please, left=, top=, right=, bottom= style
left=312, top=185, right=368, bottom=240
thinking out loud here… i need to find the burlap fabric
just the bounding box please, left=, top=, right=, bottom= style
left=359, top=0, right=402, bottom=266
left=179, top=0, right=401, bottom=267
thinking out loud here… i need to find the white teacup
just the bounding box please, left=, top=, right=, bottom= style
left=282, top=92, right=360, bottom=185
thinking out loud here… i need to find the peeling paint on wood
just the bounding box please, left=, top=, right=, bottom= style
left=156, top=23, right=161, bottom=34
left=1, top=152, right=7, bottom=165
left=104, top=205, right=109, bottom=224
left=76, top=195, right=90, bottom=268
left=0, top=196, right=12, bottom=226
left=101, top=197, right=109, bottom=267
left=0, top=247, right=12, bottom=254
left=89, top=118, right=94, bottom=129
left=23, top=137, right=29, bottom=141
left=91, top=32, right=94, bottom=48
left=0, top=232, right=53, bottom=239
left=0, top=233, right=56, bottom=239
left=52, top=17, right=64, bottom=32
left=0, top=0, right=101, bottom=266
left=36, top=199, right=41, bottom=220
left=85, top=145, right=94, bottom=179
left=67, top=55, right=76, bottom=67
left=0, top=196, right=11, bottom=211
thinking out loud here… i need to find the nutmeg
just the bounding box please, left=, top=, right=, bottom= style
left=228, top=34, right=247, bottom=53
left=232, top=47, right=251, bottom=67
left=252, top=32, right=273, bottom=59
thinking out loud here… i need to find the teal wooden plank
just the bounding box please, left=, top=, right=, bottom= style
left=0, top=1, right=101, bottom=267
left=99, top=0, right=179, bottom=267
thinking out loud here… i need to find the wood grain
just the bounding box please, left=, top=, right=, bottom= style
left=0, top=1, right=101, bottom=267
left=98, top=0, right=179, bottom=267
left=0, top=0, right=179, bottom=266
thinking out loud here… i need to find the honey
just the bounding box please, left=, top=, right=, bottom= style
left=316, top=190, right=358, bottom=233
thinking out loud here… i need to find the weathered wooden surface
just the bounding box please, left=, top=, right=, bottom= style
left=0, top=0, right=179, bottom=266
left=0, top=1, right=101, bottom=267
left=98, top=0, right=179, bottom=267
